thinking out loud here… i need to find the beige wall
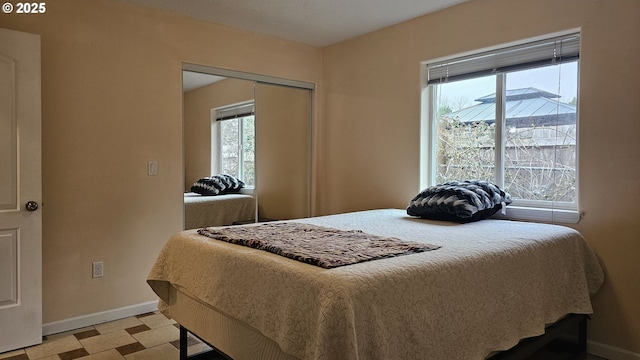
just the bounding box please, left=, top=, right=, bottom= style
left=183, top=78, right=254, bottom=191
left=320, top=0, right=640, bottom=353
left=1, top=0, right=321, bottom=323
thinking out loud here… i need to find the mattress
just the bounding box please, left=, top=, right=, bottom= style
left=183, top=192, right=255, bottom=229
left=148, top=209, right=604, bottom=360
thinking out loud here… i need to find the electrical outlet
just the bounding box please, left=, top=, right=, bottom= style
left=92, top=261, right=104, bottom=278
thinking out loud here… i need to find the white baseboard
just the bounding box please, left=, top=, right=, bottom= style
left=42, top=300, right=159, bottom=336
left=589, top=340, right=640, bottom=360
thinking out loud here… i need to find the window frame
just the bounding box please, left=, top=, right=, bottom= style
left=421, top=31, right=581, bottom=223
left=213, top=101, right=255, bottom=188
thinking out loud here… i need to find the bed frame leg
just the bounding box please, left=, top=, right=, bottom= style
left=577, top=315, right=588, bottom=354
left=178, top=325, right=234, bottom=360
left=180, top=326, right=188, bottom=360
left=489, top=314, right=589, bottom=360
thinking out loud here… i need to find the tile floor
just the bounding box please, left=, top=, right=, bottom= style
left=0, top=311, right=608, bottom=360
left=0, top=312, right=222, bottom=360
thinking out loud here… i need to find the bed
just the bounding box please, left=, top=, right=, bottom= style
left=183, top=192, right=255, bottom=229
left=148, top=208, right=603, bottom=360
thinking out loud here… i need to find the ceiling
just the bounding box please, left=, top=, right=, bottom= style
left=116, top=0, right=469, bottom=47
left=182, top=72, right=226, bottom=92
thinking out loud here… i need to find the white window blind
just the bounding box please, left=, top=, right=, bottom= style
left=427, top=33, right=580, bottom=85
left=216, top=103, right=254, bottom=121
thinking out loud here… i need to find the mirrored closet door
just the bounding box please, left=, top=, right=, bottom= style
left=254, top=82, right=311, bottom=221
left=182, top=65, right=313, bottom=229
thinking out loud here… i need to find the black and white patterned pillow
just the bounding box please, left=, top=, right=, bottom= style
left=406, top=180, right=512, bottom=223
left=191, top=174, right=245, bottom=196
left=216, top=174, right=244, bottom=192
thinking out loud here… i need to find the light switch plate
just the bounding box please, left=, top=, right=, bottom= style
left=148, top=160, right=158, bottom=176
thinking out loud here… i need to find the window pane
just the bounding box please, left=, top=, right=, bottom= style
left=242, top=116, right=255, bottom=186
left=220, top=119, right=239, bottom=178
left=435, top=76, right=496, bottom=184
left=504, top=62, right=577, bottom=203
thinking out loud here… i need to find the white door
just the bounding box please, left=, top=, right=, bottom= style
left=0, top=28, right=42, bottom=353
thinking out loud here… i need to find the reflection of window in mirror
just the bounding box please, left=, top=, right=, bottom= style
left=214, top=102, right=255, bottom=188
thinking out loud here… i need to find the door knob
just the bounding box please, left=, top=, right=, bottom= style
left=25, top=201, right=39, bottom=212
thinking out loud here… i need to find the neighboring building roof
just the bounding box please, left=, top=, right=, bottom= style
left=444, top=87, right=576, bottom=127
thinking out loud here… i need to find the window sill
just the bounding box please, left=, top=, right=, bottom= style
left=493, top=206, right=581, bottom=224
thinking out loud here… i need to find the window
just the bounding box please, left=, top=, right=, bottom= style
left=424, top=32, right=580, bottom=222
left=215, top=102, right=255, bottom=187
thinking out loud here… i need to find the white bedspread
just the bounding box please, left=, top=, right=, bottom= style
left=148, top=209, right=603, bottom=360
